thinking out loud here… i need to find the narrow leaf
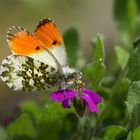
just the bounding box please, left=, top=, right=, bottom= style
left=63, top=27, right=79, bottom=66
left=91, top=35, right=105, bottom=90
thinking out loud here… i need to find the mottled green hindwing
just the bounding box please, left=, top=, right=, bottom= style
left=0, top=55, right=60, bottom=92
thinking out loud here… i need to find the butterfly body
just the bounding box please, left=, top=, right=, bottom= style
left=61, top=66, right=82, bottom=87
left=0, top=18, right=82, bottom=92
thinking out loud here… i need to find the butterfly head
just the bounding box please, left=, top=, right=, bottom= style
left=62, top=67, right=82, bottom=87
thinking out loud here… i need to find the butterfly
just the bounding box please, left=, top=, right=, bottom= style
left=0, top=18, right=82, bottom=92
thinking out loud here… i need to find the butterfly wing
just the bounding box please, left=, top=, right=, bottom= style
left=0, top=55, right=60, bottom=91
left=7, top=26, right=60, bottom=70
left=34, top=18, right=68, bottom=67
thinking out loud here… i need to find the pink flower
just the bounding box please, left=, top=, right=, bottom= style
left=51, top=88, right=102, bottom=112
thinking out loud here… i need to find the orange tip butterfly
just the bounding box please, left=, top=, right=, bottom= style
left=0, top=18, right=82, bottom=92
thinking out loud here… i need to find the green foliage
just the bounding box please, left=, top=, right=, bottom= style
left=63, top=27, right=79, bottom=67
left=115, top=46, right=129, bottom=70
left=100, top=78, right=131, bottom=124
left=20, top=100, right=41, bottom=122
left=12, top=135, right=33, bottom=140
left=125, top=46, right=140, bottom=81
left=78, top=117, right=92, bottom=140
left=91, top=35, right=105, bottom=90
left=126, top=126, right=140, bottom=140
left=114, top=0, right=138, bottom=46
left=59, top=113, right=78, bottom=140
left=114, top=0, right=128, bottom=22
left=92, top=35, right=105, bottom=62
left=133, top=126, right=140, bottom=140
left=0, top=127, right=8, bottom=140
left=125, top=81, right=140, bottom=129
left=7, top=113, right=34, bottom=139
left=36, top=103, right=77, bottom=140
left=136, top=0, right=140, bottom=12
left=103, top=125, right=128, bottom=140
left=85, top=35, right=105, bottom=91
left=114, top=0, right=137, bottom=31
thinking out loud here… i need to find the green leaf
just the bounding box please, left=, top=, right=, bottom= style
left=101, top=78, right=131, bottom=123
left=125, top=81, right=140, bottom=128
left=127, top=0, right=137, bottom=31
left=125, top=47, right=140, bottom=81
left=36, top=103, right=76, bottom=140
left=133, top=126, right=140, bottom=140
left=127, top=132, right=132, bottom=140
left=111, top=78, right=131, bottom=111
left=114, top=0, right=137, bottom=46
left=114, top=0, right=128, bottom=22
left=13, top=135, right=33, bottom=140
left=126, top=126, right=140, bottom=140
left=103, top=125, right=128, bottom=140
left=91, top=138, right=104, bottom=140
left=0, top=127, right=8, bottom=140
left=92, top=35, right=105, bottom=90
left=115, top=46, right=129, bottom=70
left=63, top=27, right=79, bottom=66
left=20, top=100, right=41, bottom=122
left=136, top=0, right=140, bottom=12
left=92, top=62, right=105, bottom=91
left=59, top=113, right=79, bottom=140
left=87, top=35, right=105, bottom=90
left=8, top=113, right=34, bottom=139
left=78, top=117, right=92, bottom=140
left=93, top=35, right=105, bottom=62
left=114, top=0, right=137, bottom=31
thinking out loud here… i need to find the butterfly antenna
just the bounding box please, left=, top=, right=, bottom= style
left=79, top=58, right=103, bottom=70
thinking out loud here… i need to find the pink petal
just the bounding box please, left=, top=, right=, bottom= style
left=62, top=99, right=71, bottom=108
left=81, top=94, right=99, bottom=112
left=83, top=89, right=102, bottom=104
left=51, top=89, right=76, bottom=102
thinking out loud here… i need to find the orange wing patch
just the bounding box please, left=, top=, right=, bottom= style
left=34, top=18, right=63, bottom=48
left=7, top=26, right=45, bottom=55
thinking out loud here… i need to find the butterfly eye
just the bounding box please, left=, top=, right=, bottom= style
left=35, top=46, right=40, bottom=50
left=52, top=40, right=57, bottom=45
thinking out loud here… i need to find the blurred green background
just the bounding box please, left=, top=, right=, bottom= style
left=0, top=0, right=115, bottom=121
